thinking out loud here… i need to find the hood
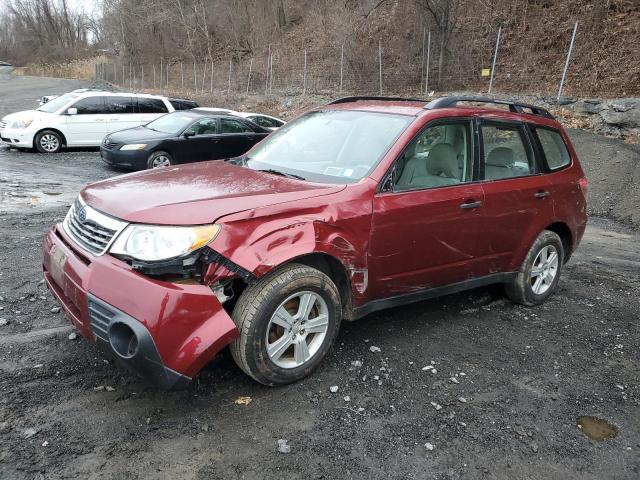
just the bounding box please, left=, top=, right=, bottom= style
left=106, top=126, right=173, bottom=144
left=81, top=161, right=345, bottom=225
left=1, top=109, right=51, bottom=123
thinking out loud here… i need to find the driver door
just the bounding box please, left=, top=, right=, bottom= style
left=180, top=118, right=222, bottom=163
left=63, top=96, right=107, bottom=146
left=368, top=119, right=488, bottom=299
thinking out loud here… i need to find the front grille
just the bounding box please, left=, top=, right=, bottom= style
left=102, top=137, right=119, bottom=150
left=88, top=298, right=114, bottom=342
left=63, top=198, right=127, bottom=255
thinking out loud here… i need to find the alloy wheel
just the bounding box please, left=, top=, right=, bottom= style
left=40, top=134, right=59, bottom=152
left=266, top=291, right=329, bottom=369
left=530, top=245, right=559, bottom=295
left=151, top=155, right=171, bottom=168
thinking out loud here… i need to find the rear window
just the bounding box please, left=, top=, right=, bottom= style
left=534, top=128, right=571, bottom=170
left=138, top=98, right=168, bottom=114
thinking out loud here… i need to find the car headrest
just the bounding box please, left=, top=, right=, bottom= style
left=487, top=147, right=514, bottom=167
left=426, top=143, right=458, bottom=179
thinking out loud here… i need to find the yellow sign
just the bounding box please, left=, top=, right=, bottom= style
left=481, top=68, right=491, bottom=77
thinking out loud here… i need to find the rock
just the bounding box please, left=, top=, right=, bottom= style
left=41, top=441, right=49, bottom=447
left=201, top=424, right=209, bottom=432
left=430, top=402, right=442, bottom=411
left=23, top=427, right=38, bottom=439
left=422, top=365, right=434, bottom=371
left=50, top=307, right=61, bottom=314
left=458, top=397, right=467, bottom=403
left=68, top=332, right=77, bottom=340
left=33, top=364, right=43, bottom=369
left=424, top=442, right=435, bottom=451
left=277, top=439, right=291, bottom=454
left=450, top=377, right=459, bottom=384
left=369, top=346, right=381, bottom=353
left=344, top=396, right=351, bottom=402
left=105, top=386, right=115, bottom=392
left=329, top=385, right=339, bottom=393
left=373, top=375, right=379, bottom=381
left=350, top=360, right=362, bottom=368
left=0, top=421, right=11, bottom=433
left=0, top=318, right=8, bottom=326
left=531, top=442, right=539, bottom=453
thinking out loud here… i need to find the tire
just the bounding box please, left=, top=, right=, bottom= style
left=34, top=130, right=63, bottom=153
left=146, top=150, right=173, bottom=169
left=505, top=230, right=564, bottom=306
left=230, top=263, right=342, bottom=386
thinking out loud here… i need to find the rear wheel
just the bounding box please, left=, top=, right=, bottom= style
left=34, top=130, right=63, bottom=153
left=505, top=230, right=564, bottom=306
left=146, top=150, right=173, bottom=169
left=230, top=264, right=342, bottom=386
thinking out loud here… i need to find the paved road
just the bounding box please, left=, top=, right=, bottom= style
left=0, top=72, right=638, bottom=480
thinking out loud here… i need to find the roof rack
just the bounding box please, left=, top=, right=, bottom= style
left=425, top=95, right=554, bottom=119
left=328, top=96, right=428, bottom=105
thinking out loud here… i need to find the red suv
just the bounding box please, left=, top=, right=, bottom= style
left=42, top=96, right=587, bottom=388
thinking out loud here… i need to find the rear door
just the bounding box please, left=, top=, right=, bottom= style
left=63, top=96, right=107, bottom=145
left=137, top=97, right=170, bottom=126
left=102, top=95, right=138, bottom=134
left=477, top=119, right=553, bottom=272
left=219, top=117, right=267, bottom=158
left=369, top=119, right=487, bottom=298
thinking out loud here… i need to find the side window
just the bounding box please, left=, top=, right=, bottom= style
left=138, top=98, right=169, bottom=114
left=72, top=96, right=106, bottom=114
left=220, top=118, right=253, bottom=133
left=250, top=116, right=279, bottom=128
left=105, top=96, right=136, bottom=114
left=481, top=124, right=533, bottom=180
left=187, top=118, right=218, bottom=136
left=534, top=128, right=571, bottom=170
left=394, top=122, right=472, bottom=191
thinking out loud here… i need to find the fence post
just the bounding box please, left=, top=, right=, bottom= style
left=132, top=65, right=136, bottom=89
left=159, top=59, right=163, bottom=92
left=153, top=64, right=156, bottom=89
left=180, top=62, right=184, bottom=90
left=269, top=53, right=274, bottom=94
left=420, top=27, right=426, bottom=93
left=166, top=63, right=169, bottom=90
left=265, top=45, right=271, bottom=94
left=141, top=65, right=144, bottom=89
left=558, top=21, right=578, bottom=100
left=193, top=62, right=197, bottom=92
left=228, top=59, right=232, bottom=94
left=210, top=60, right=214, bottom=93
left=339, top=44, right=344, bottom=94
left=488, top=26, right=502, bottom=94
left=201, top=61, right=207, bottom=93
left=247, top=58, right=253, bottom=94
left=425, top=31, right=431, bottom=94
left=113, top=63, right=116, bottom=84
left=129, top=62, right=132, bottom=89
left=378, top=40, right=383, bottom=95
left=303, top=49, right=307, bottom=95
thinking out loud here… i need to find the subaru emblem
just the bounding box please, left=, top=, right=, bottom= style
left=77, top=206, right=87, bottom=223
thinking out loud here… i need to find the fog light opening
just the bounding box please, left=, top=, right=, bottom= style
left=109, top=322, right=139, bottom=359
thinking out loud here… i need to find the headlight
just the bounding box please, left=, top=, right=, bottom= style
left=110, top=224, right=220, bottom=262
left=12, top=118, right=33, bottom=129
left=120, top=144, right=148, bottom=150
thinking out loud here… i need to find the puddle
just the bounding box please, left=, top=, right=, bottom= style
left=576, top=416, right=618, bottom=441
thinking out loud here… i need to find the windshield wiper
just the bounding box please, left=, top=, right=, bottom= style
left=258, top=169, right=306, bottom=181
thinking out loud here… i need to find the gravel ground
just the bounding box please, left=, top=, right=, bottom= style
left=0, top=72, right=639, bottom=480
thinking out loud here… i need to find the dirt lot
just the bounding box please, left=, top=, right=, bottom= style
left=0, top=72, right=639, bottom=480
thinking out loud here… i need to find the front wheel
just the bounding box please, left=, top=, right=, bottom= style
left=230, top=264, right=342, bottom=386
left=34, top=130, right=63, bottom=153
left=505, top=230, right=564, bottom=306
left=146, top=150, right=173, bottom=169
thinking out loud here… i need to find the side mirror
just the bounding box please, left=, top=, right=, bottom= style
left=66, top=107, right=77, bottom=115
left=183, top=130, right=195, bottom=139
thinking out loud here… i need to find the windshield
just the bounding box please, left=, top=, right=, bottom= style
left=244, top=110, right=412, bottom=184
left=36, top=93, right=78, bottom=113
left=145, top=112, right=196, bottom=134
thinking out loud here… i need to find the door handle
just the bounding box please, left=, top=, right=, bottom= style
left=534, top=191, right=550, bottom=199
left=210, top=138, right=220, bottom=143
left=460, top=200, right=482, bottom=210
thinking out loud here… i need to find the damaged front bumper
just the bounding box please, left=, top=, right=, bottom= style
left=42, top=225, right=240, bottom=389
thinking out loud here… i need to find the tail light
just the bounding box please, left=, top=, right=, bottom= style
left=578, top=177, right=588, bottom=196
